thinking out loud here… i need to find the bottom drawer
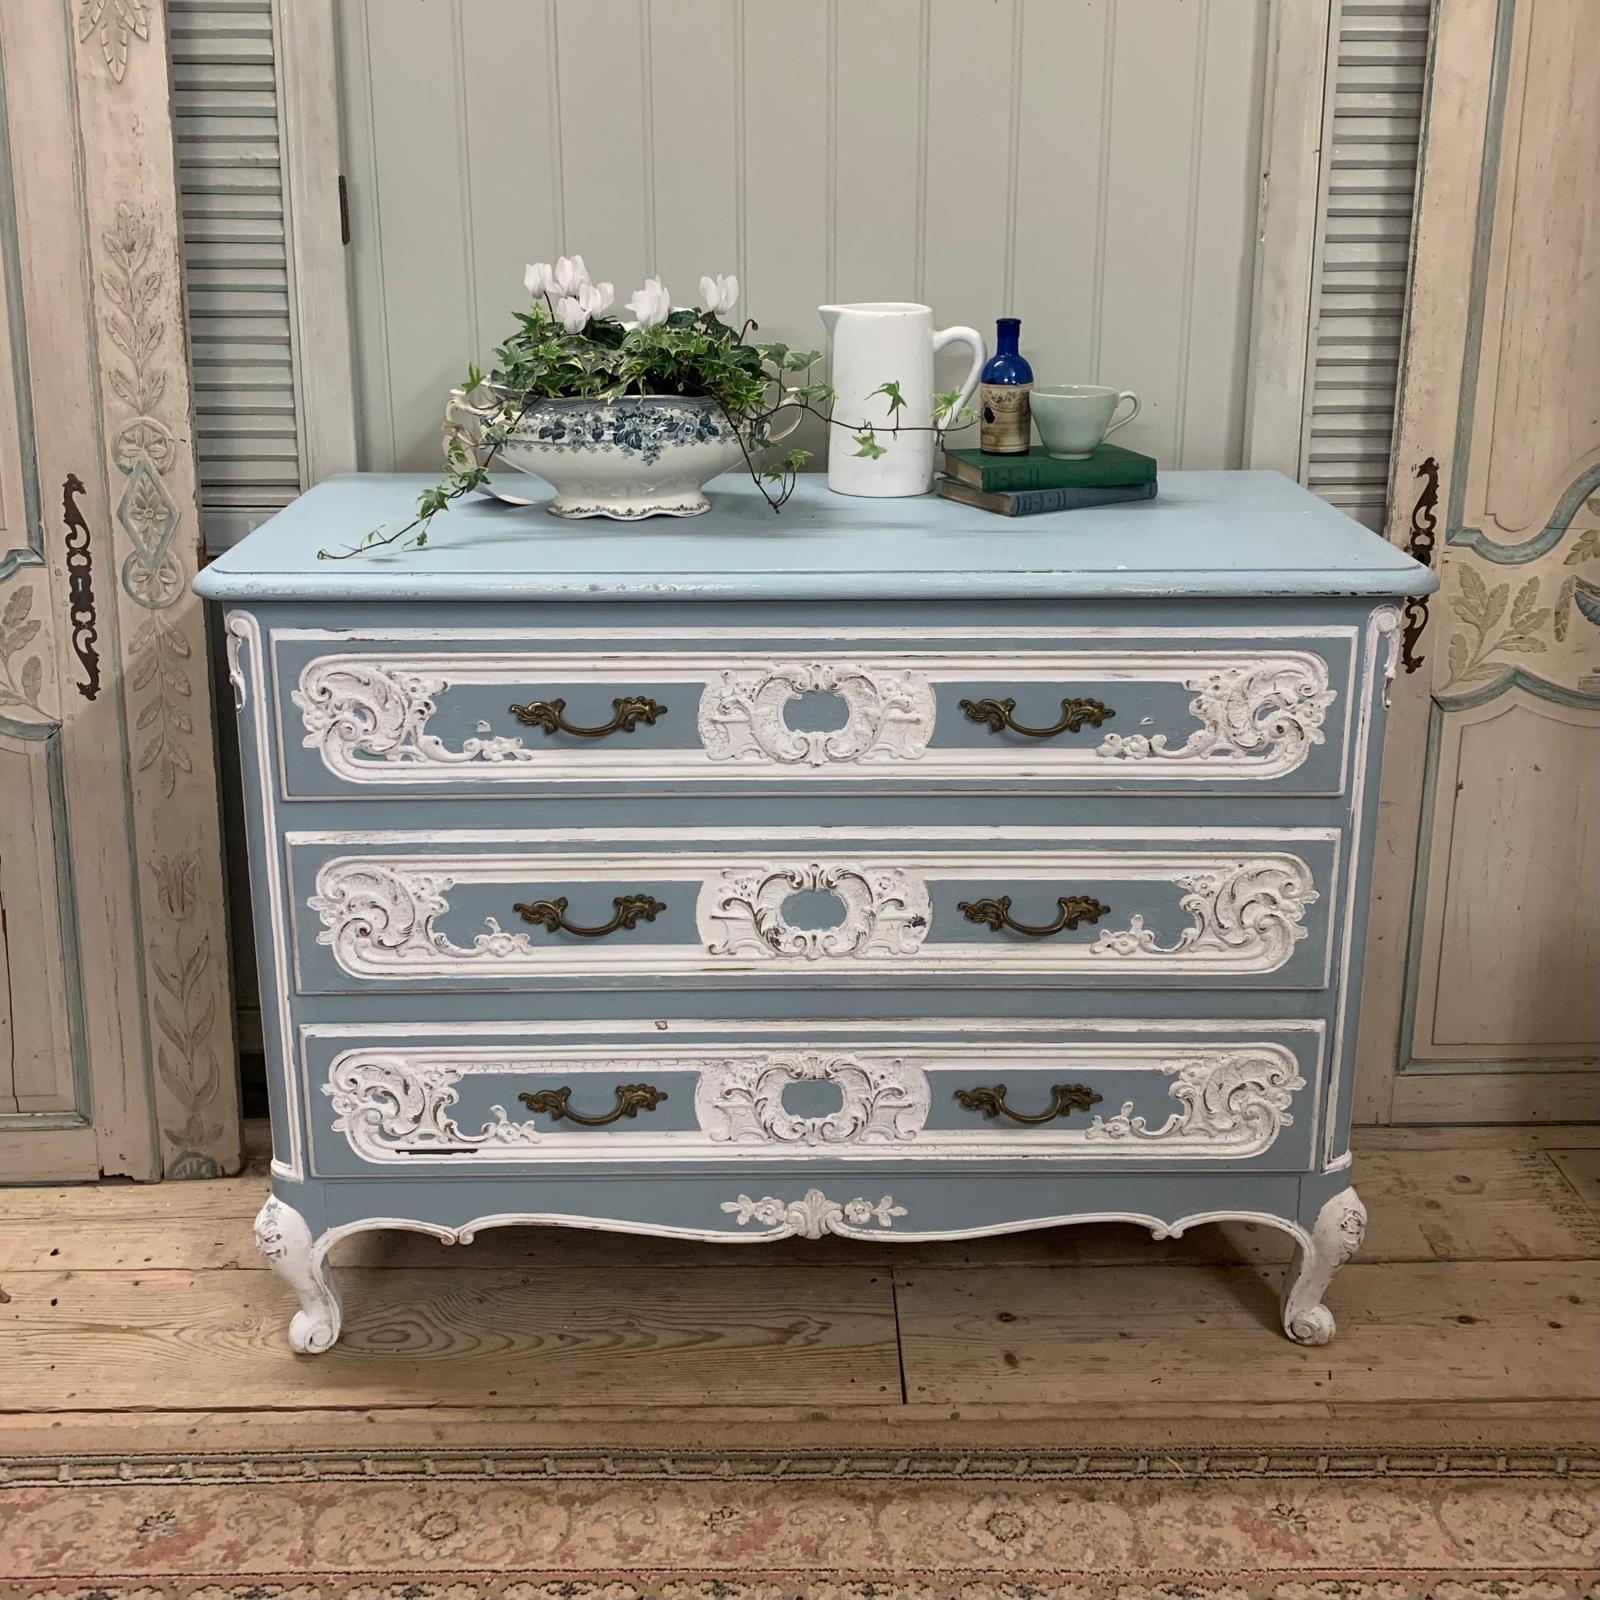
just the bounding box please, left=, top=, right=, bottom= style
left=299, top=1017, right=1325, bottom=1176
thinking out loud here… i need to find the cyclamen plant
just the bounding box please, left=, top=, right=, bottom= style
left=322, top=255, right=974, bottom=559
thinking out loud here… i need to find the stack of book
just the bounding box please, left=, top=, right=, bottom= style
left=936, top=443, right=1158, bottom=516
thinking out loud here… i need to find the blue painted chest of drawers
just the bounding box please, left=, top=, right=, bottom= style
left=196, top=470, right=1435, bottom=1353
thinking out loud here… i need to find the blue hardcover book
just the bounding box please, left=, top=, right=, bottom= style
left=935, top=477, right=1157, bottom=517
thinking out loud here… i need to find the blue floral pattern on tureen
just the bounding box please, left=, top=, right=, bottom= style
left=520, top=401, right=740, bottom=466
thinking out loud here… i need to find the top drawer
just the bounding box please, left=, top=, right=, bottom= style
left=269, top=624, right=1358, bottom=799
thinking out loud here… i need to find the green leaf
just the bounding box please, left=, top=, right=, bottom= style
left=1, top=586, right=31, bottom=629
left=853, top=431, right=887, bottom=460
left=868, top=381, right=907, bottom=416
left=783, top=448, right=812, bottom=472
left=20, top=654, right=41, bottom=702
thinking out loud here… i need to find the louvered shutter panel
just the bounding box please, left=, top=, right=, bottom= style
left=1303, top=0, right=1431, bottom=531
left=168, top=0, right=304, bottom=550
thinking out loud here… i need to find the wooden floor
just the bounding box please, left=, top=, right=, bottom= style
left=1, top=1125, right=1597, bottom=1456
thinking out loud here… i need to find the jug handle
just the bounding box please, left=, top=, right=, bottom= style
left=931, top=326, right=987, bottom=429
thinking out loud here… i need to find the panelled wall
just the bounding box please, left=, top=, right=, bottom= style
left=335, top=0, right=1270, bottom=474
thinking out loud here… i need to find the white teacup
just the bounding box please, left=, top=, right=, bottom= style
left=1031, top=385, right=1141, bottom=459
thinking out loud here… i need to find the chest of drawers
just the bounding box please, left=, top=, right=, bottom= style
left=196, top=470, right=1435, bottom=1353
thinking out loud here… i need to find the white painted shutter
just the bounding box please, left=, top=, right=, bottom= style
left=168, top=0, right=304, bottom=550
left=1303, top=0, right=1432, bottom=530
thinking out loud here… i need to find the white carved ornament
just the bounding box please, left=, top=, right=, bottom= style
left=697, top=862, right=932, bottom=959
left=1085, top=1048, right=1306, bottom=1155
left=1096, top=658, right=1336, bottom=771
left=307, top=852, right=1314, bottom=979
left=1088, top=857, right=1316, bottom=970
left=695, top=1052, right=929, bottom=1144
left=721, top=1189, right=907, bottom=1238
left=324, top=1054, right=541, bottom=1161
left=295, top=660, right=538, bottom=778
left=698, top=662, right=936, bottom=766
left=318, top=1044, right=1302, bottom=1163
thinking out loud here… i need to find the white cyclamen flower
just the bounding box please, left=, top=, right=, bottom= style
left=553, top=254, right=589, bottom=297
left=626, top=278, right=672, bottom=328
left=556, top=281, right=614, bottom=334
left=699, top=273, right=738, bottom=314
left=524, top=261, right=556, bottom=297
left=555, top=294, right=591, bottom=334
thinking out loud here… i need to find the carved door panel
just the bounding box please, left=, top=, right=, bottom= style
left=1358, top=0, right=1600, bottom=1123
left=0, top=6, right=239, bottom=1180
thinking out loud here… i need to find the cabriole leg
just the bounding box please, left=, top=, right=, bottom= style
left=1281, top=1186, right=1366, bottom=1346
left=253, top=1195, right=343, bottom=1354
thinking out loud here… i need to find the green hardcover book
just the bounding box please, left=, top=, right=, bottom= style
left=935, top=477, right=1157, bottom=517
left=944, top=442, right=1157, bottom=493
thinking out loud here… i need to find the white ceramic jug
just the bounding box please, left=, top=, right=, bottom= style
left=818, top=302, right=985, bottom=497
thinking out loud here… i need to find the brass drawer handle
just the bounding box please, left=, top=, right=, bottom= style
left=513, top=893, right=667, bottom=937
left=958, top=893, right=1111, bottom=937
left=954, top=1082, right=1104, bottom=1126
left=518, top=1083, right=668, bottom=1126
left=959, top=695, right=1113, bottom=738
left=508, top=695, right=668, bottom=737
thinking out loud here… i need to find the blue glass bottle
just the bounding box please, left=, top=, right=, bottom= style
left=979, top=316, right=1033, bottom=454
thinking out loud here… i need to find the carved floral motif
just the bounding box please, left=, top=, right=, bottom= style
left=696, top=1052, right=929, bottom=1144
left=0, top=586, right=47, bottom=719
left=324, top=1055, right=541, bottom=1161
left=78, top=0, right=151, bottom=83
left=1088, top=857, right=1315, bottom=971
left=1095, top=659, right=1335, bottom=771
left=721, top=1189, right=907, bottom=1238
left=698, top=662, right=936, bottom=766
left=698, top=862, right=932, bottom=960
left=295, top=659, right=539, bottom=776
left=101, top=204, right=182, bottom=609
left=1085, top=1048, right=1305, bottom=1155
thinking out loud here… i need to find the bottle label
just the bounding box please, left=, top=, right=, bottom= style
left=980, top=382, right=1032, bottom=454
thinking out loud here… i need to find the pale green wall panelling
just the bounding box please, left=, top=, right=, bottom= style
left=334, top=0, right=1270, bottom=476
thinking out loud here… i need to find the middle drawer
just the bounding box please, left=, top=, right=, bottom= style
left=286, top=825, right=1340, bottom=994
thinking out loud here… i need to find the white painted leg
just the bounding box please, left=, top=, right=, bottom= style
left=253, top=1195, right=343, bottom=1354
left=1281, top=1186, right=1366, bottom=1345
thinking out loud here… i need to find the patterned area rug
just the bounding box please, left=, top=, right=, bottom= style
left=2, top=1445, right=1597, bottom=1599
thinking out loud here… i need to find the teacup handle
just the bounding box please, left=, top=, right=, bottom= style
left=1105, top=391, right=1141, bottom=438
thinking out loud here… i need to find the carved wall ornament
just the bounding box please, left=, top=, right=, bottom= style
left=129, top=618, right=195, bottom=797
left=61, top=475, right=101, bottom=701
left=698, top=661, right=936, bottom=765
left=101, top=204, right=182, bottom=608
left=721, top=1189, right=907, bottom=1238
left=696, top=1052, right=930, bottom=1144
left=148, top=851, right=229, bottom=1178
left=324, top=1054, right=542, bottom=1161
left=698, top=862, right=932, bottom=959
left=0, top=585, right=47, bottom=719
left=1095, top=658, right=1335, bottom=771
left=1400, top=455, right=1439, bottom=673
left=78, top=0, right=152, bottom=83
left=1085, top=1048, right=1306, bottom=1155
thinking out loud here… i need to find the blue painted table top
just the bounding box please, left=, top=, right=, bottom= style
left=195, top=469, right=1438, bottom=604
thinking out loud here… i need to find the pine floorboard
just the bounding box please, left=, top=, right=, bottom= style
left=0, top=1126, right=1596, bottom=1448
